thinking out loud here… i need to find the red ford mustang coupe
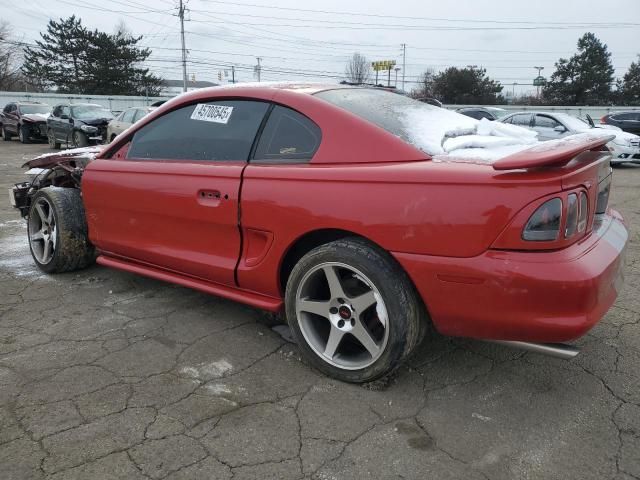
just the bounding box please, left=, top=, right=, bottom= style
left=10, top=84, right=628, bottom=382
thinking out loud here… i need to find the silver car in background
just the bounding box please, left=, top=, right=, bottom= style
left=107, top=106, right=155, bottom=142
left=500, top=111, right=640, bottom=165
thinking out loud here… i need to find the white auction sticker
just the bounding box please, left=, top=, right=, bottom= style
left=190, top=104, right=234, bottom=124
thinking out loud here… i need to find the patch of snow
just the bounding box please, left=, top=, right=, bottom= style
left=204, top=383, right=232, bottom=395
left=0, top=234, right=49, bottom=279
left=28, top=146, right=103, bottom=162
left=399, top=105, right=478, bottom=155
left=472, top=412, right=493, bottom=422
left=179, top=359, right=233, bottom=380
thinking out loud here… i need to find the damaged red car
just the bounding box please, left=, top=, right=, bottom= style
left=9, top=84, right=627, bottom=382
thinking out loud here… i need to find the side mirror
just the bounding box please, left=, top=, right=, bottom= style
left=553, top=125, right=567, bottom=133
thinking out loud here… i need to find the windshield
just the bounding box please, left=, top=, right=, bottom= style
left=21, top=105, right=50, bottom=115
left=71, top=105, right=114, bottom=120
left=315, top=88, right=478, bottom=155
left=554, top=113, right=590, bottom=132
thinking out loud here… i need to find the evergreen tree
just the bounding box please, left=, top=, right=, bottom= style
left=22, top=16, right=162, bottom=95
left=543, top=32, right=614, bottom=105
left=430, top=67, right=503, bottom=104
left=620, top=56, right=640, bottom=106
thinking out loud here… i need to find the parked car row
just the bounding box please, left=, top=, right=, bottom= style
left=457, top=107, right=640, bottom=165
left=0, top=101, right=155, bottom=148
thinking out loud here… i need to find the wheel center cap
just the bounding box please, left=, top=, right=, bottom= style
left=338, top=305, right=352, bottom=320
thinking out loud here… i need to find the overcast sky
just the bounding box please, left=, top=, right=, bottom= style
left=2, top=0, right=639, bottom=95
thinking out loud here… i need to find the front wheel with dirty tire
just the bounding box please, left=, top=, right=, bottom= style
left=2, top=126, right=12, bottom=141
left=19, top=125, right=31, bottom=144
left=285, top=237, right=427, bottom=383
left=47, top=129, right=60, bottom=149
left=72, top=130, right=88, bottom=148
left=27, top=187, right=96, bottom=273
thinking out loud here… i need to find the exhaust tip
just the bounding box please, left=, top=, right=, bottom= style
left=491, top=340, right=580, bottom=360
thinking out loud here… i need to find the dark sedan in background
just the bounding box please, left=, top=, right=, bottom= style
left=47, top=103, right=114, bottom=149
left=1, top=101, right=51, bottom=143
left=601, top=111, right=640, bottom=135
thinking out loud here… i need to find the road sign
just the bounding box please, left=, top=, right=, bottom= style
left=372, top=60, right=396, bottom=71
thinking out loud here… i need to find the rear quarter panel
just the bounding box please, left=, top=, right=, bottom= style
left=237, top=161, right=564, bottom=297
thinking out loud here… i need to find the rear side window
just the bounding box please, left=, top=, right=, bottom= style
left=127, top=100, right=269, bottom=161
left=254, top=106, right=321, bottom=161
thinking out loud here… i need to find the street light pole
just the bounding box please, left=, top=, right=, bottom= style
left=394, top=67, right=400, bottom=87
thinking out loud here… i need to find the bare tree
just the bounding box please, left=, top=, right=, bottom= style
left=345, top=52, right=371, bottom=85
left=410, top=68, right=436, bottom=100
left=0, top=21, right=28, bottom=91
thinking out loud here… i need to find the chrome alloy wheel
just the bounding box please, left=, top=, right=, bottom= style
left=295, top=262, right=389, bottom=370
left=28, top=197, right=57, bottom=264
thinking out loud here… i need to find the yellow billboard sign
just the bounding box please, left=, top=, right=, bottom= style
left=371, top=60, right=396, bottom=71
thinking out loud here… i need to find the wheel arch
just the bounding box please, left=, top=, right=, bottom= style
left=277, top=228, right=424, bottom=306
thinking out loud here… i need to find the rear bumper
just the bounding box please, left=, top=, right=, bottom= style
left=393, top=209, right=628, bottom=343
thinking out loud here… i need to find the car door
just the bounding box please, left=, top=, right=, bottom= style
left=6, top=103, right=18, bottom=133
left=82, top=99, right=271, bottom=286
left=56, top=105, right=72, bottom=141
left=532, top=114, right=569, bottom=141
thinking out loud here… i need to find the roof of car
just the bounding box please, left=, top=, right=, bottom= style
left=187, top=82, right=354, bottom=96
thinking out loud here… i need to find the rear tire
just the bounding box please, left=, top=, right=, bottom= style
left=2, top=126, right=12, bottom=141
left=285, top=237, right=427, bottom=383
left=27, top=187, right=96, bottom=274
left=47, top=129, right=61, bottom=149
left=19, top=125, right=31, bottom=144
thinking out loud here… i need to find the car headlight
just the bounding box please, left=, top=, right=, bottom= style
left=80, top=124, right=98, bottom=133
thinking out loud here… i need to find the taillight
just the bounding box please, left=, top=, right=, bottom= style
left=600, top=116, right=607, bottom=124
left=596, top=175, right=611, bottom=214
left=578, top=191, right=588, bottom=233
left=522, top=198, right=562, bottom=241
left=565, top=194, right=578, bottom=238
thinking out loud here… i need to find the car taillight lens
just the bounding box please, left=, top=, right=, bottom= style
left=578, top=191, right=588, bottom=233
left=596, top=175, right=611, bottom=214
left=600, top=116, right=607, bottom=123
left=565, top=194, right=578, bottom=238
left=522, top=198, right=562, bottom=241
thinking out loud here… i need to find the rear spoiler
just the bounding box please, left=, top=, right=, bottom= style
left=492, top=133, right=615, bottom=171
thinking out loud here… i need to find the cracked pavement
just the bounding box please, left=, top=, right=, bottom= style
left=1, top=141, right=639, bottom=480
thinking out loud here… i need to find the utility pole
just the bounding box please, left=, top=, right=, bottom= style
left=231, top=65, right=235, bottom=84
left=394, top=67, right=400, bottom=87
left=401, top=43, right=406, bottom=91
left=256, top=57, right=262, bottom=82
left=179, top=0, right=188, bottom=93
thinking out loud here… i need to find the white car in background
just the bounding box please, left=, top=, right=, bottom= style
left=500, top=111, right=640, bottom=165
left=107, top=106, right=155, bottom=142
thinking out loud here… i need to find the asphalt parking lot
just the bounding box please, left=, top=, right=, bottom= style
left=0, top=140, right=639, bottom=480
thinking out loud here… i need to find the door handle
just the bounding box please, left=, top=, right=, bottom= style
left=197, top=189, right=227, bottom=206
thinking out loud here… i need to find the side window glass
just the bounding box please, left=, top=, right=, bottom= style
left=511, top=114, right=531, bottom=126
left=61, top=106, right=70, bottom=117
left=534, top=115, right=561, bottom=129
left=122, top=109, right=136, bottom=123
left=127, top=100, right=269, bottom=161
left=254, top=105, right=321, bottom=161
